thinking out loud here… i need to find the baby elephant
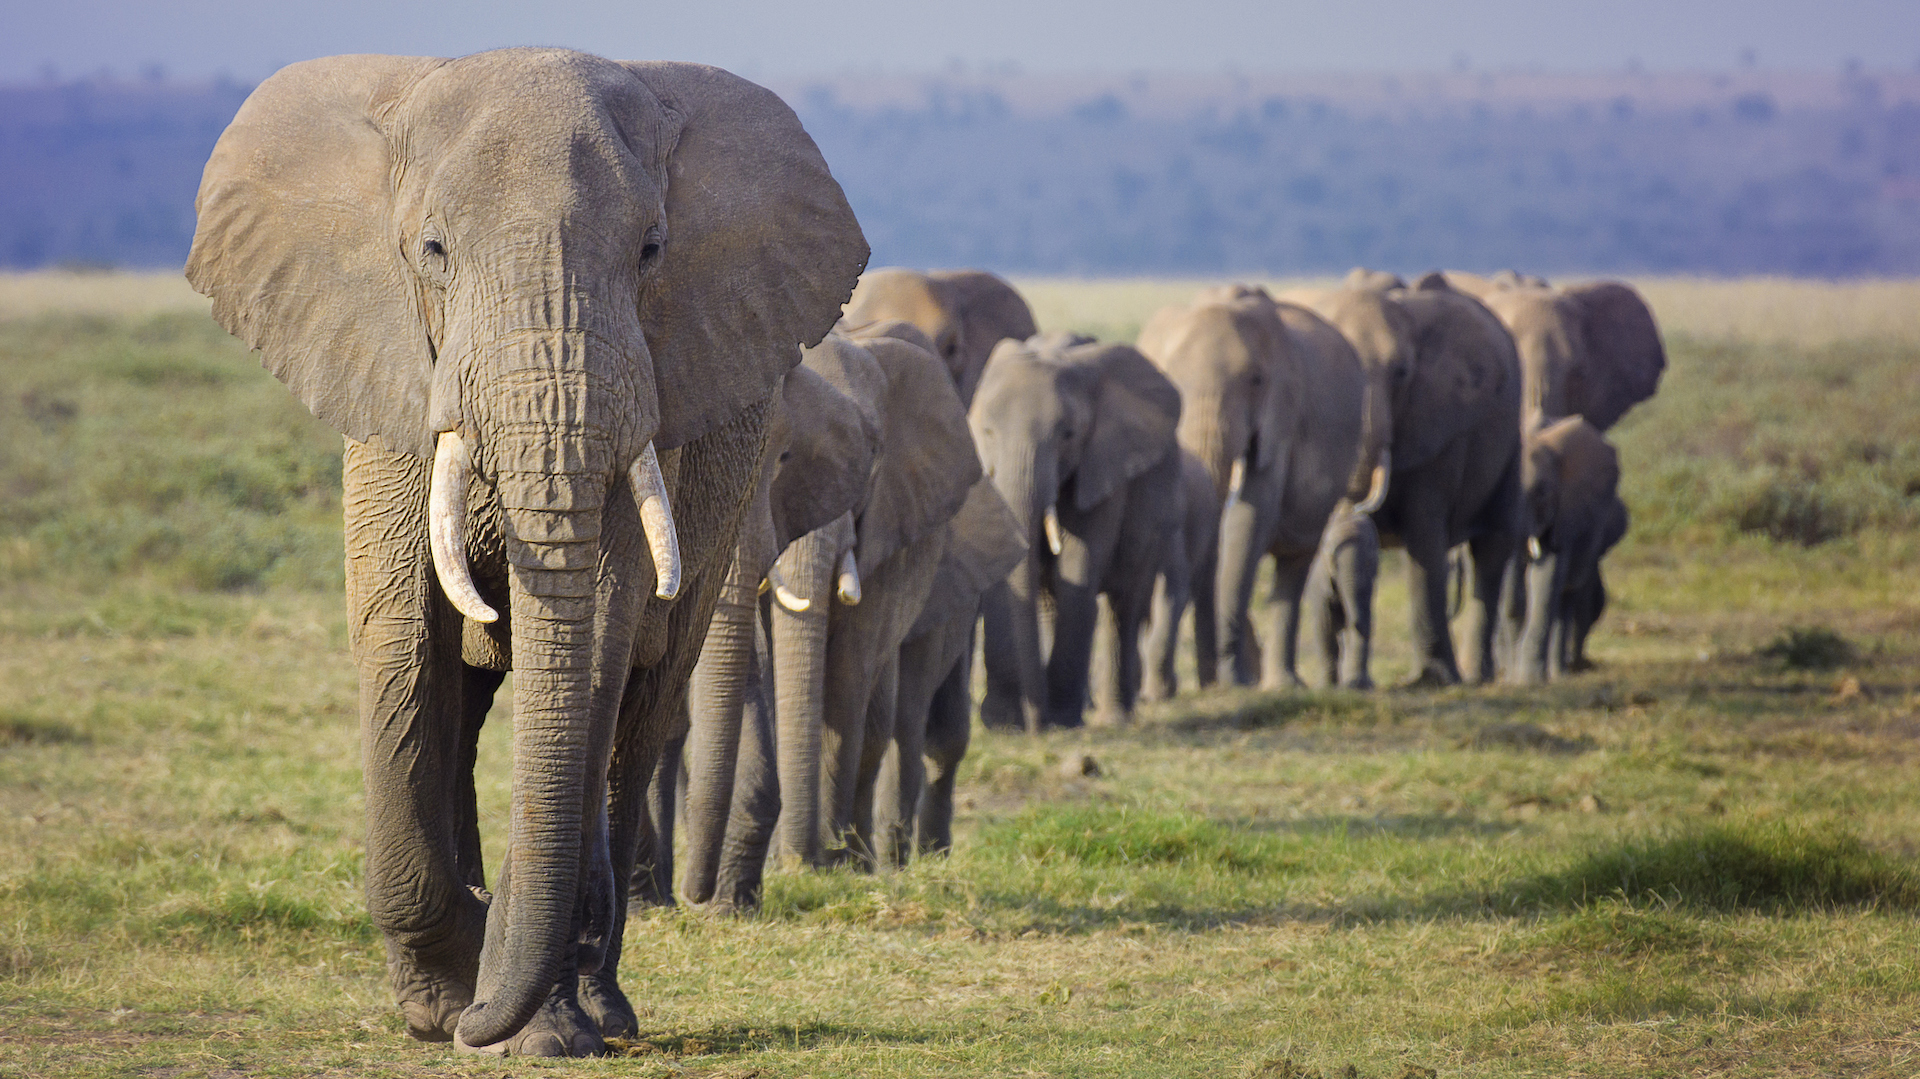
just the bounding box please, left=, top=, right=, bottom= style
left=1303, top=502, right=1382, bottom=690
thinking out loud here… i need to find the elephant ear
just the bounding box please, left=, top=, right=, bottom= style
left=1071, top=343, right=1182, bottom=511
left=933, top=270, right=1038, bottom=401
left=853, top=334, right=983, bottom=570
left=185, top=55, right=447, bottom=457
left=620, top=62, right=870, bottom=449
left=1391, top=289, right=1520, bottom=472
left=908, top=478, right=1029, bottom=640
left=770, top=363, right=878, bottom=550
left=1563, top=281, right=1666, bottom=431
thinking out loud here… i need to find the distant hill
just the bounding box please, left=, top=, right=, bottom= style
left=4, top=68, right=1917, bottom=277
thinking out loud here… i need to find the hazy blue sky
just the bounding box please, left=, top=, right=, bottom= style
left=4, top=0, right=1918, bottom=82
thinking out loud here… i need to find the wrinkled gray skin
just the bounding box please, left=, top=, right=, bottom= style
left=1507, top=416, right=1624, bottom=684
left=646, top=364, right=879, bottom=913
left=762, top=326, right=983, bottom=868
left=843, top=268, right=1040, bottom=407
left=1284, top=271, right=1525, bottom=686
left=974, top=334, right=1185, bottom=731
left=1303, top=504, right=1382, bottom=689
left=185, top=49, right=867, bottom=1056
left=1147, top=289, right=1371, bottom=691
left=1141, top=450, right=1220, bottom=700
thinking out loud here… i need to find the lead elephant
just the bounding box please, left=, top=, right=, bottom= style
left=1282, top=273, right=1525, bottom=685
left=842, top=268, right=1039, bottom=406
left=974, top=333, right=1185, bottom=731
left=185, top=49, right=867, bottom=1056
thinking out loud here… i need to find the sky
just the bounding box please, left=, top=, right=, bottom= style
left=4, top=0, right=1920, bottom=83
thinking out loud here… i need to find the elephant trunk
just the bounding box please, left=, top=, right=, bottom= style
left=1180, top=397, right=1241, bottom=508
left=455, top=466, right=613, bottom=1048
left=770, top=518, right=846, bottom=866
left=987, top=453, right=1053, bottom=733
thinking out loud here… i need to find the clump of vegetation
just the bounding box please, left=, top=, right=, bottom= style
left=1756, top=625, right=1857, bottom=670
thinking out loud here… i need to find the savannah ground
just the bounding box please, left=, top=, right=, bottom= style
left=3, top=273, right=1920, bottom=1077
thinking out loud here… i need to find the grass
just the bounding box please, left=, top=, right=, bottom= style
left=5, top=272, right=1920, bottom=1075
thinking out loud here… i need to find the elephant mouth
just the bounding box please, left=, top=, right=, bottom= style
left=427, top=431, right=684, bottom=624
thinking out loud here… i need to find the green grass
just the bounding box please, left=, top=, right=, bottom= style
left=6, top=276, right=1920, bottom=1076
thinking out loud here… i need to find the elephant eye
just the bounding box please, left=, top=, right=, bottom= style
left=779, top=449, right=793, bottom=463
left=421, top=238, right=448, bottom=275
left=640, top=242, right=661, bottom=264
left=639, top=226, right=665, bottom=268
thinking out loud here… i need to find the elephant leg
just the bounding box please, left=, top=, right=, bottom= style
left=679, top=559, right=759, bottom=906
left=1461, top=532, right=1517, bottom=685
left=1258, top=552, right=1313, bottom=691
left=1089, top=595, right=1125, bottom=726
left=631, top=724, right=683, bottom=907
left=714, top=610, right=779, bottom=910
left=1044, top=576, right=1099, bottom=729
left=919, top=628, right=974, bottom=856
left=1142, top=570, right=1183, bottom=702
left=1190, top=542, right=1219, bottom=689
left=978, top=580, right=1026, bottom=730
left=342, top=439, right=489, bottom=1044
left=455, top=665, right=506, bottom=894
left=1400, top=523, right=1462, bottom=687
left=844, top=652, right=899, bottom=869
left=1333, top=542, right=1377, bottom=691
left=877, top=626, right=952, bottom=868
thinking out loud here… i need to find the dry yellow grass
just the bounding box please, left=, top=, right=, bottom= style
left=0, top=271, right=207, bottom=320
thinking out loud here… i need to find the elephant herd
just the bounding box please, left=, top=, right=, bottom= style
left=180, top=49, right=1664, bottom=1056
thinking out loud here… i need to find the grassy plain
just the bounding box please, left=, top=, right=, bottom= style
left=4, top=272, right=1920, bottom=1076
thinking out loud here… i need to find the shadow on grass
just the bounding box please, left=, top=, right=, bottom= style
left=611, top=1020, right=940, bottom=1059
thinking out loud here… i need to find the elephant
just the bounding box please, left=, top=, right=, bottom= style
left=1562, top=496, right=1628, bottom=673
left=1280, top=272, right=1525, bottom=686
left=1506, top=416, right=1625, bottom=683
left=1140, top=449, right=1220, bottom=701
left=974, top=332, right=1185, bottom=731
left=1302, top=494, right=1386, bottom=690
left=656, top=361, right=880, bottom=913
left=184, top=49, right=868, bottom=1056
left=841, top=268, right=1039, bottom=406
left=755, top=323, right=983, bottom=868
left=1138, top=288, right=1375, bottom=691
left=1442, top=272, right=1666, bottom=432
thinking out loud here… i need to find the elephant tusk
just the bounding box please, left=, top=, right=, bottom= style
left=1225, top=457, right=1247, bottom=510
left=1527, top=536, right=1544, bottom=562
left=1043, top=505, right=1064, bottom=557
left=836, top=549, right=862, bottom=605
left=428, top=431, right=499, bottom=624
left=1354, top=450, right=1392, bottom=515
left=768, top=563, right=811, bottom=613
left=758, top=576, right=771, bottom=596
left=629, top=442, right=682, bottom=600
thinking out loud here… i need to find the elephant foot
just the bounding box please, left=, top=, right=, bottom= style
left=1340, top=674, right=1376, bottom=692
left=1139, top=674, right=1174, bottom=702
left=458, top=985, right=606, bottom=1057
left=1402, top=664, right=1460, bottom=689
left=1088, top=706, right=1132, bottom=728
left=579, top=971, right=639, bottom=1040
left=383, top=900, right=485, bottom=1042
left=979, top=694, right=1025, bottom=730
left=1259, top=671, right=1305, bottom=692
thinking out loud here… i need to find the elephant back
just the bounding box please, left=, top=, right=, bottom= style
left=1389, top=284, right=1522, bottom=473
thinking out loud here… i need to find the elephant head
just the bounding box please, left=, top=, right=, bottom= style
left=972, top=335, right=1181, bottom=730
left=1449, top=275, right=1666, bottom=431
left=185, top=49, right=867, bottom=1048
left=842, top=268, right=1039, bottom=406
left=1137, top=287, right=1298, bottom=504
left=1276, top=284, right=1414, bottom=496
